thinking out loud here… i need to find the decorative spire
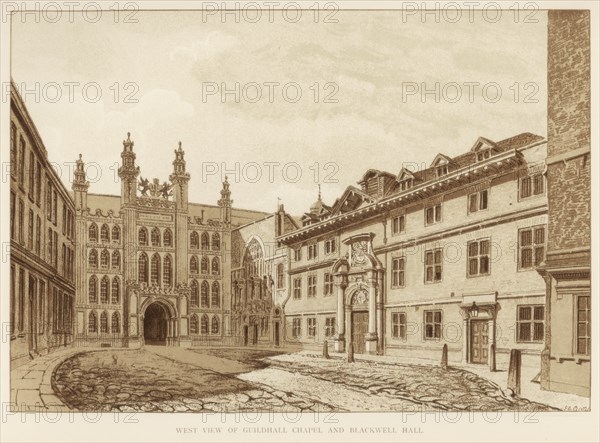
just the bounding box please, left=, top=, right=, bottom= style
left=72, top=153, right=89, bottom=191
left=172, top=140, right=187, bottom=176
left=318, top=184, right=322, bottom=201
left=123, top=131, right=134, bottom=151
left=218, top=175, right=232, bottom=207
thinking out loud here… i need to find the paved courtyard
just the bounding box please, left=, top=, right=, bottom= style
left=12, top=346, right=589, bottom=413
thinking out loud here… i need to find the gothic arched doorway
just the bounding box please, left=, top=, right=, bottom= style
left=144, top=302, right=168, bottom=345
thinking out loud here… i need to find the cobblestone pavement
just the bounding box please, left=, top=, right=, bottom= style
left=51, top=347, right=557, bottom=413
left=263, top=353, right=557, bottom=412
left=52, top=349, right=335, bottom=413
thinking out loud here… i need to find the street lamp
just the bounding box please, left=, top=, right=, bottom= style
left=470, top=301, right=479, bottom=317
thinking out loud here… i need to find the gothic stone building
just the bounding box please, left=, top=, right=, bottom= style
left=230, top=205, right=298, bottom=348
left=72, top=134, right=267, bottom=348
left=279, top=133, right=549, bottom=368
left=10, top=83, right=76, bottom=367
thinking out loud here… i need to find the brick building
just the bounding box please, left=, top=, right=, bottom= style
left=279, top=133, right=549, bottom=368
left=71, top=134, right=267, bottom=348
left=10, top=83, right=76, bottom=367
left=538, top=10, right=591, bottom=397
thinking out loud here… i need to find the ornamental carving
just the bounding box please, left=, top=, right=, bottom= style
left=138, top=177, right=173, bottom=200
left=350, top=241, right=369, bottom=266
left=351, top=289, right=369, bottom=305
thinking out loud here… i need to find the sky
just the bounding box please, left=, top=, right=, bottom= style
left=11, top=9, right=548, bottom=216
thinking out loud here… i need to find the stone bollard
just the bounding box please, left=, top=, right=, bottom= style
left=507, top=349, right=522, bottom=396
left=441, top=343, right=448, bottom=370
left=347, top=343, right=355, bottom=363
left=489, top=344, right=497, bottom=372
left=323, top=340, right=330, bottom=359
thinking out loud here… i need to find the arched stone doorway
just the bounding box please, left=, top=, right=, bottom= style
left=144, top=302, right=168, bottom=345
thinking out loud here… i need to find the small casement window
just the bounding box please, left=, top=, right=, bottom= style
left=476, top=150, right=491, bottom=161
left=307, top=243, right=318, bottom=260
left=201, top=281, right=210, bottom=308
left=325, top=317, right=336, bottom=337
left=437, top=165, right=448, bottom=177
left=292, top=318, right=301, bottom=338
left=392, top=214, right=405, bottom=235
left=211, top=316, right=219, bottom=334
left=201, top=232, right=210, bottom=250
left=516, top=305, right=545, bottom=342
left=88, top=311, right=97, bottom=333
left=100, top=249, right=110, bottom=269
left=424, top=248, right=443, bottom=283
left=467, top=239, right=491, bottom=277
left=163, top=229, right=172, bottom=247
left=88, top=223, right=98, bottom=242
left=576, top=295, right=591, bottom=355
left=100, top=224, right=110, bottom=243
left=211, top=282, right=220, bottom=307
left=519, top=226, right=545, bottom=269
left=307, top=275, right=317, bottom=297
left=392, top=312, right=407, bottom=339
left=277, top=263, right=285, bottom=288
left=88, top=249, right=98, bottom=268
left=100, top=277, right=110, bottom=304
left=112, top=225, right=121, bottom=242
left=200, top=256, right=209, bottom=274
left=150, top=253, right=161, bottom=285
left=111, top=312, right=120, bottom=334
left=190, top=256, right=199, bottom=274
left=212, top=233, right=220, bottom=250
left=400, top=179, right=413, bottom=191
left=138, top=253, right=148, bottom=283
left=307, top=318, right=317, bottom=338
left=88, top=276, right=98, bottom=304
left=138, top=228, right=148, bottom=246
left=391, top=257, right=405, bottom=287
left=201, top=315, right=209, bottom=334
left=425, top=204, right=442, bottom=225
left=324, top=273, right=334, bottom=296
left=111, top=277, right=120, bottom=304
left=211, top=257, right=220, bottom=275
left=190, top=231, right=199, bottom=249
left=294, top=247, right=302, bottom=261
left=520, top=173, right=545, bottom=199
left=293, top=278, right=302, bottom=299
left=424, top=310, right=442, bottom=340
left=468, top=189, right=488, bottom=213
left=190, top=315, right=199, bottom=334
left=190, top=280, right=199, bottom=307
left=324, top=238, right=336, bottom=255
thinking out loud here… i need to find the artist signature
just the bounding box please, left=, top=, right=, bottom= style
left=563, top=406, right=590, bottom=412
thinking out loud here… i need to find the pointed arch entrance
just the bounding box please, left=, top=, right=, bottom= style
left=144, top=302, right=168, bottom=345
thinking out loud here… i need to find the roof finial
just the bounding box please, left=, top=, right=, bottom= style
left=318, top=184, right=322, bottom=201
left=178, top=141, right=182, bottom=149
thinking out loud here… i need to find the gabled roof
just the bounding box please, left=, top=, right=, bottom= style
left=430, top=153, right=452, bottom=167
left=330, top=186, right=377, bottom=215
left=397, top=167, right=416, bottom=182
left=470, top=136, right=498, bottom=152
left=358, top=169, right=396, bottom=185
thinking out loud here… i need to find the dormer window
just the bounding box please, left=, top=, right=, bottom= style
left=477, top=150, right=491, bottom=162
left=400, top=179, right=413, bottom=191
left=437, top=165, right=448, bottom=177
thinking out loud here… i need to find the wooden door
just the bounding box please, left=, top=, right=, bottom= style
left=470, top=320, right=489, bottom=364
left=352, top=312, right=368, bottom=354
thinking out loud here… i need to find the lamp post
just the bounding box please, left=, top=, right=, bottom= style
left=470, top=301, right=479, bottom=318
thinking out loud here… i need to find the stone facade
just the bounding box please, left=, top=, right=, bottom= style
left=279, top=133, right=549, bottom=368
left=10, top=83, right=76, bottom=367
left=71, top=134, right=268, bottom=348
left=539, top=10, right=591, bottom=397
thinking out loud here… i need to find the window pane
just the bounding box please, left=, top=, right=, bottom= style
left=434, top=250, right=442, bottom=264
left=425, top=252, right=433, bottom=265
left=469, top=258, right=478, bottom=275
left=534, top=247, right=545, bottom=266
left=534, top=306, right=544, bottom=320
left=578, top=296, right=589, bottom=310
left=534, top=323, right=544, bottom=341
left=480, top=256, right=489, bottom=274
left=577, top=338, right=588, bottom=355
left=434, top=324, right=441, bottom=338
left=480, top=190, right=488, bottom=209
left=519, top=306, right=531, bottom=320
left=469, top=194, right=477, bottom=212
left=521, top=249, right=532, bottom=268
left=426, top=267, right=433, bottom=281
left=521, top=229, right=532, bottom=246
left=434, top=266, right=442, bottom=281
left=519, top=322, right=531, bottom=341
left=535, top=227, right=545, bottom=244
left=434, top=311, right=441, bottom=323
left=468, top=242, right=478, bottom=257
left=426, top=311, right=433, bottom=323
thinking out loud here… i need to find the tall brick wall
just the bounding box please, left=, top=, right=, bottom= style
left=547, top=10, right=591, bottom=253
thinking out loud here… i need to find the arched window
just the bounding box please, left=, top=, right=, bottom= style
left=112, top=250, right=121, bottom=269
left=201, top=315, right=209, bottom=334
left=163, top=228, right=172, bottom=247
left=190, top=315, right=199, bottom=334
left=100, top=311, right=109, bottom=333
left=211, top=282, right=220, bottom=308
left=138, top=253, right=148, bottom=283
left=88, top=311, right=97, bottom=333
left=163, top=254, right=172, bottom=286
left=190, top=280, right=199, bottom=307
left=100, top=276, right=110, bottom=304
left=151, top=228, right=161, bottom=247
left=111, top=277, right=120, bottom=304
left=190, top=255, right=199, bottom=274
left=100, top=249, right=110, bottom=269
left=88, top=249, right=98, bottom=268
left=201, top=232, right=210, bottom=250
left=112, top=225, right=121, bottom=242
left=100, top=224, right=110, bottom=243
left=89, top=223, right=98, bottom=242
left=190, top=231, right=199, bottom=249
left=111, top=312, right=120, bottom=333
left=212, top=233, right=220, bottom=250
left=201, top=256, right=209, bottom=274
left=201, top=281, right=209, bottom=308
left=139, top=227, right=148, bottom=246
left=211, top=316, right=219, bottom=334
left=151, top=253, right=161, bottom=285
left=277, top=263, right=284, bottom=288
left=88, top=276, right=98, bottom=304
left=212, top=257, right=220, bottom=275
